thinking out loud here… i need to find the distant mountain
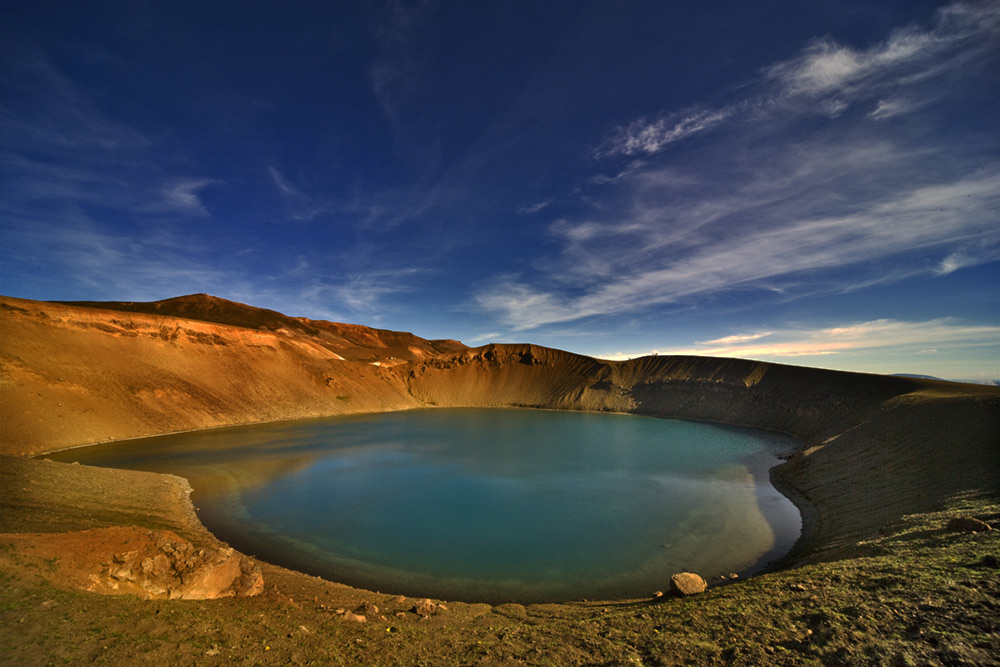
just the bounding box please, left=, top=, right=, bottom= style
left=892, top=373, right=944, bottom=381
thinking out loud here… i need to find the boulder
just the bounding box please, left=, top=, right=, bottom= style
left=670, top=572, right=707, bottom=596
left=412, top=599, right=440, bottom=617
left=102, top=530, right=263, bottom=599
left=354, top=601, right=380, bottom=616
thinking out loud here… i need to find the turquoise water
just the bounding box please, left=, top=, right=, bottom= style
left=50, top=408, right=801, bottom=602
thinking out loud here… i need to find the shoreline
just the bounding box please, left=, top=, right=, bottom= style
left=43, top=408, right=804, bottom=604
left=36, top=405, right=811, bottom=587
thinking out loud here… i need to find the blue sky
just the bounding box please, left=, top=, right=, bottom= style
left=2, top=1, right=998, bottom=380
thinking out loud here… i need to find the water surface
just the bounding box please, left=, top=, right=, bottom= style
left=50, top=408, right=801, bottom=602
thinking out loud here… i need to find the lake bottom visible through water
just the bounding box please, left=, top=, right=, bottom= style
left=51, top=408, right=802, bottom=603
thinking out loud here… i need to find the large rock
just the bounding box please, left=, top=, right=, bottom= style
left=669, top=572, right=707, bottom=596
left=354, top=601, right=380, bottom=616
left=0, top=526, right=263, bottom=600
left=412, top=599, right=440, bottom=617
left=100, top=529, right=263, bottom=599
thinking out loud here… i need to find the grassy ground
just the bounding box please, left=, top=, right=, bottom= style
left=2, top=493, right=997, bottom=666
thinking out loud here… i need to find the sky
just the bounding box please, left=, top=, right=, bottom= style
left=2, top=1, right=998, bottom=381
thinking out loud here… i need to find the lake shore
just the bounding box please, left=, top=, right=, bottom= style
left=46, top=409, right=802, bottom=604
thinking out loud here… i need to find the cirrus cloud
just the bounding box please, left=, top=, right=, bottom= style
left=598, top=318, right=1000, bottom=372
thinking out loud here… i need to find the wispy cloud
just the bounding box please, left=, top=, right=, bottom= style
left=0, top=210, right=232, bottom=298
left=159, top=179, right=216, bottom=216
left=935, top=252, right=978, bottom=276
left=700, top=332, right=772, bottom=346
left=763, top=2, right=999, bottom=101
left=867, top=97, right=920, bottom=120
left=599, top=1, right=1000, bottom=159
left=0, top=55, right=216, bottom=219
left=275, top=254, right=435, bottom=321
left=0, top=54, right=245, bottom=302
left=267, top=165, right=298, bottom=198
left=266, top=165, right=328, bottom=221
left=466, top=332, right=503, bottom=343
left=368, top=0, right=433, bottom=135
left=479, top=169, right=1000, bottom=330
left=597, top=108, right=733, bottom=157
left=1, top=198, right=429, bottom=324
left=517, top=201, right=551, bottom=215
left=0, top=57, right=151, bottom=155
left=477, top=1, right=1000, bottom=331
left=598, top=318, right=1000, bottom=364
left=334, top=271, right=418, bottom=314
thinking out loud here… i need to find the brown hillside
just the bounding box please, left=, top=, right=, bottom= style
left=57, top=293, right=467, bottom=362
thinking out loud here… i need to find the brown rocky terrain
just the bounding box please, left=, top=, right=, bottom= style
left=1, top=293, right=998, bottom=665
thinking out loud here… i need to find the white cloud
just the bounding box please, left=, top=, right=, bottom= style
left=477, top=2, right=1000, bottom=332
left=478, top=168, right=1000, bottom=330
left=159, top=179, right=216, bottom=216
left=267, top=165, right=298, bottom=198
left=0, top=211, right=232, bottom=298
left=599, top=1, right=1000, bottom=160
left=868, top=97, right=919, bottom=120
left=763, top=30, right=933, bottom=98
left=935, top=251, right=988, bottom=276
left=266, top=165, right=327, bottom=221
left=368, top=0, right=433, bottom=134
left=599, top=108, right=733, bottom=157
left=1, top=55, right=216, bottom=220
left=517, top=201, right=551, bottom=215
left=770, top=40, right=864, bottom=95
left=466, top=332, right=503, bottom=343
left=597, top=318, right=1000, bottom=364
left=280, top=261, right=432, bottom=319
left=1, top=58, right=152, bottom=155
left=762, top=1, right=998, bottom=103
left=699, top=332, right=772, bottom=346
